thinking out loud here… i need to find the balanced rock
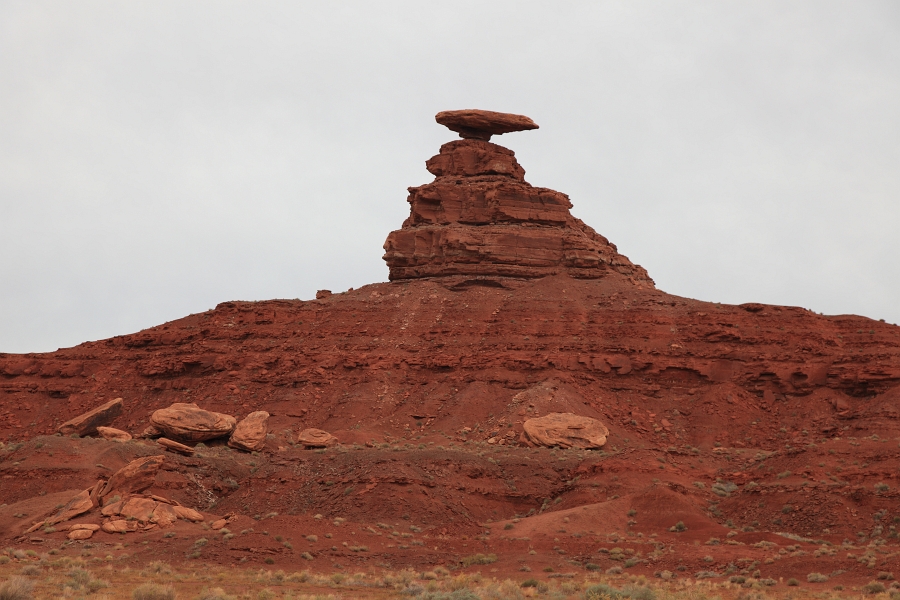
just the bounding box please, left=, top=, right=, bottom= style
left=100, top=455, right=164, bottom=498
left=435, top=109, right=538, bottom=141
left=97, top=426, right=132, bottom=442
left=383, top=111, right=654, bottom=284
left=522, top=413, right=609, bottom=449
left=57, top=397, right=123, bottom=437
left=228, top=411, right=270, bottom=452
left=297, top=428, right=338, bottom=448
left=149, top=403, right=236, bottom=442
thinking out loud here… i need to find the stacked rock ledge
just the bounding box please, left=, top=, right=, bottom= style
left=383, top=110, right=654, bottom=286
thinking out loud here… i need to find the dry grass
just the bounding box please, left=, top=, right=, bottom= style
left=0, top=546, right=887, bottom=599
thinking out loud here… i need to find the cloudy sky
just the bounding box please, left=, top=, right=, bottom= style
left=2, top=1, right=899, bottom=353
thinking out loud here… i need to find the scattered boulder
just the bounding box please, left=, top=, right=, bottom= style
left=228, top=411, right=270, bottom=452
left=211, top=518, right=228, bottom=530
left=68, top=523, right=100, bottom=532
left=100, top=455, right=164, bottom=498
left=97, top=426, right=132, bottom=442
left=101, top=520, right=131, bottom=534
left=119, top=497, right=158, bottom=522
left=57, top=398, right=124, bottom=437
left=172, top=506, right=204, bottom=522
left=140, top=425, right=162, bottom=438
left=522, top=412, right=608, bottom=449
left=67, top=528, right=94, bottom=540
left=151, top=503, right=178, bottom=527
left=158, top=437, right=194, bottom=455
left=47, top=489, right=94, bottom=525
left=150, top=403, right=236, bottom=442
left=297, top=428, right=338, bottom=448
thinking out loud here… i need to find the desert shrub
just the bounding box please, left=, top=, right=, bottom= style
left=758, top=578, right=777, bottom=586
left=807, top=573, right=828, bottom=583
left=863, top=581, right=887, bottom=594
left=132, top=583, right=176, bottom=600
left=694, top=571, right=720, bottom=579
left=786, top=578, right=799, bottom=586
left=728, top=576, right=746, bottom=584
left=521, top=579, right=539, bottom=588
left=0, top=577, right=34, bottom=600
left=878, top=572, right=895, bottom=581
left=18, top=565, right=40, bottom=577
left=669, top=521, right=687, bottom=532
left=196, top=588, right=234, bottom=600
left=584, top=583, right=654, bottom=600
left=459, top=553, right=496, bottom=567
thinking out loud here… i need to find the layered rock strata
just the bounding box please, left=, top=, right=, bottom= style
left=383, top=111, right=653, bottom=284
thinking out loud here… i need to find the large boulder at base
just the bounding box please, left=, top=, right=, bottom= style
left=228, top=411, right=270, bottom=452
left=47, top=489, right=94, bottom=525
left=100, top=455, right=164, bottom=498
left=522, top=412, right=609, bottom=449
left=97, top=426, right=132, bottom=442
left=149, top=403, right=236, bottom=442
left=297, top=428, right=338, bottom=448
left=57, top=398, right=123, bottom=437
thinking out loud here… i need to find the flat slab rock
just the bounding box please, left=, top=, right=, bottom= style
left=436, top=109, right=538, bottom=141
left=297, top=428, right=337, bottom=448
left=522, top=412, right=609, bottom=449
left=150, top=402, right=236, bottom=442
left=57, top=397, right=123, bottom=437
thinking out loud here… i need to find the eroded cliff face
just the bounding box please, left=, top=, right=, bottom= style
left=1, top=110, right=899, bottom=578
left=383, top=138, right=654, bottom=284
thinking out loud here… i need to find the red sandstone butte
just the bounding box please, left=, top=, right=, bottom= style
left=0, top=109, right=899, bottom=582
left=383, top=114, right=653, bottom=284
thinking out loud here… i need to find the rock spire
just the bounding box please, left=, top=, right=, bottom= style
left=382, top=110, right=654, bottom=285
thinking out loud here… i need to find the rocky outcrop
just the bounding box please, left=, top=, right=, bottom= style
left=99, top=455, right=164, bottom=498
left=297, top=428, right=337, bottom=448
left=522, top=413, right=609, bottom=449
left=57, top=398, right=123, bottom=437
left=149, top=403, right=236, bottom=443
left=383, top=111, right=654, bottom=284
left=228, top=411, right=269, bottom=452
left=97, top=426, right=131, bottom=442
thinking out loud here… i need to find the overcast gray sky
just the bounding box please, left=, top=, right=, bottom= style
left=2, top=1, right=899, bottom=353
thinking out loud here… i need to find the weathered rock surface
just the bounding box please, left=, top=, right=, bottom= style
left=57, top=398, right=123, bottom=437
left=383, top=115, right=654, bottom=284
left=435, top=109, right=538, bottom=141
left=297, top=428, right=337, bottom=448
left=522, top=412, right=609, bottom=449
left=99, top=455, right=164, bottom=498
left=157, top=437, right=194, bottom=455
left=47, top=489, right=93, bottom=525
left=97, top=426, right=132, bottom=442
left=101, top=520, right=131, bottom=534
left=149, top=403, right=236, bottom=442
left=227, top=411, right=269, bottom=452
left=67, top=528, right=94, bottom=540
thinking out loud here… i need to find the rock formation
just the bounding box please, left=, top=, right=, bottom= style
left=522, top=412, right=609, bottom=449
left=57, top=397, right=123, bottom=437
left=149, top=403, right=236, bottom=443
left=383, top=109, right=653, bottom=284
left=228, top=411, right=269, bottom=452
left=297, top=428, right=337, bottom=448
